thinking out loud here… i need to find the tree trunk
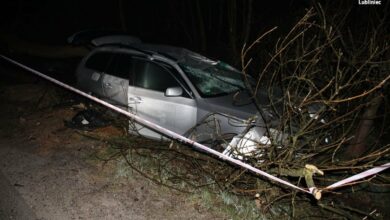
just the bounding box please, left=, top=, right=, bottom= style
left=118, top=0, right=127, bottom=32
left=345, top=94, right=383, bottom=158
left=242, top=0, right=253, bottom=46
left=227, top=0, right=237, bottom=64
left=195, top=0, right=207, bottom=52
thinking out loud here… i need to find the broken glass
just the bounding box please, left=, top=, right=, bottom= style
left=181, top=62, right=246, bottom=97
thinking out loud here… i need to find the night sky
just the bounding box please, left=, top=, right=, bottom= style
left=0, top=0, right=387, bottom=64
left=0, top=1, right=312, bottom=58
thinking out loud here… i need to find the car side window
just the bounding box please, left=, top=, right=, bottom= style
left=85, top=52, right=113, bottom=72
left=105, top=53, right=132, bottom=79
left=133, top=58, right=180, bottom=93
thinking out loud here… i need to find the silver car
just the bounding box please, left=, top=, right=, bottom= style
left=74, top=35, right=266, bottom=144
left=72, top=33, right=331, bottom=161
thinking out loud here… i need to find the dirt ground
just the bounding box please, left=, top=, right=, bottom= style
left=0, top=64, right=226, bottom=219
left=1, top=58, right=389, bottom=220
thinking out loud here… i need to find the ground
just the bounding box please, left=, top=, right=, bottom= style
left=0, top=63, right=226, bottom=220
left=1, top=58, right=389, bottom=220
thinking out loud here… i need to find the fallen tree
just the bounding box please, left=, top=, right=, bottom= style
left=235, top=3, right=389, bottom=217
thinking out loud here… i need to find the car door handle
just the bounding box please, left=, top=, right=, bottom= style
left=103, top=82, right=112, bottom=89
left=129, top=96, right=143, bottom=103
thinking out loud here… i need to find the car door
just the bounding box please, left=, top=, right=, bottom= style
left=128, top=57, right=197, bottom=138
left=101, top=53, right=132, bottom=108
left=77, top=51, right=114, bottom=97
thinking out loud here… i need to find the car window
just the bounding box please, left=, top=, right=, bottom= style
left=159, top=63, right=192, bottom=98
left=85, top=52, right=113, bottom=72
left=105, top=53, right=132, bottom=79
left=181, top=62, right=246, bottom=98
left=133, top=58, right=181, bottom=93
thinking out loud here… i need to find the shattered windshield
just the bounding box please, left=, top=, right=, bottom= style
left=181, top=62, right=246, bottom=97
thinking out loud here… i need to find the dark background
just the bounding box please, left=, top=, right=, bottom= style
left=0, top=1, right=306, bottom=42
left=0, top=0, right=387, bottom=71
left=2, top=1, right=381, bottom=61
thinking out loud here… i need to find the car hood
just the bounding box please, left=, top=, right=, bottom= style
left=202, top=90, right=271, bottom=120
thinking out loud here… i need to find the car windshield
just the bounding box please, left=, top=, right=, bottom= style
left=181, top=62, right=246, bottom=97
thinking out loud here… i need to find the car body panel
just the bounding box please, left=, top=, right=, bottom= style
left=102, top=74, right=128, bottom=106
left=203, top=92, right=258, bottom=119
left=76, top=61, right=105, bottom=97
left=128, top=86, right=197, bottom=138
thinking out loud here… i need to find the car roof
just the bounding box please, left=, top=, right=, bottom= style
left=96, top=42, right=219, bottom=69
left=117, top=43, right=218, bottom=69
left=69, top=31, right=228, bottom=70
left=73, top=32, right=236, bottom=70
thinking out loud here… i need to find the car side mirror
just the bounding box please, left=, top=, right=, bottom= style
left=165, top=87, right=183, bottom=97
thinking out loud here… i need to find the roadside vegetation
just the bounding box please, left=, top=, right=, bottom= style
left=1, top=1, right=388, bottom=219
left=85, top=3, right=390, bottom=219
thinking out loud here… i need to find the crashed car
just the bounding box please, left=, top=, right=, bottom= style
left=71, top=32, right=322, bottom=160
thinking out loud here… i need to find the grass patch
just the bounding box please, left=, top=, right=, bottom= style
left=91, top=134, right=269, bottom=219
left=189, top=190, right=265, bottom=220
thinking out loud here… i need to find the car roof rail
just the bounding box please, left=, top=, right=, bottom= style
left=68, top=29, right=141, bottom=47
left=68, top=29, right=124, bottom=45
left=99, top=43, right=182, bottom=63
left=90, top=35, right=141, bottom=47
left=99, top=43, right=154, bottom=57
